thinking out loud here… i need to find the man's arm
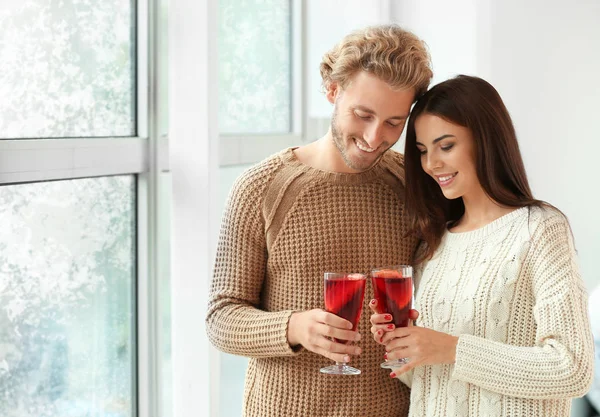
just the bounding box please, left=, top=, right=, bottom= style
left=205, top=162, right=363, bottom=361
left=205, top=166, right=299, bottom=358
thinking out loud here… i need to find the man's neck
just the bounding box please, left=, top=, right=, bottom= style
left=294, top=130, right=360, bottom=173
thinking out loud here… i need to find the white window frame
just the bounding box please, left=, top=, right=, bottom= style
left=168, top=0, right=217, bottom=416
left=0, top=0, right=168, bottom=416
left=218, top=0, right=306, bottom=167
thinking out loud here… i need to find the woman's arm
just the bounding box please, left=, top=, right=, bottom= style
left=450, top=212, right=594, bottom=399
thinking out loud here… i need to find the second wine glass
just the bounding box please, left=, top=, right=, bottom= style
left=371, top=265, right=413, bottom=369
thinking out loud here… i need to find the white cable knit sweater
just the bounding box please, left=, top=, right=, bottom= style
left=402, top=206, right=594, bottom=417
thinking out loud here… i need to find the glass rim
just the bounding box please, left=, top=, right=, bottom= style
left=371, top=264, right=413, bottom=271
left=370, top=265, right=413, bottom=277
left=323, top=272, right=367, bottom=281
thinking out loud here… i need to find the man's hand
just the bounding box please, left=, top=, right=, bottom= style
left=287, top=309, right=362, bottom=363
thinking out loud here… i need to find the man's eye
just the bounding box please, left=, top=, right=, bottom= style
left=355, top=112, right=371, bottom=120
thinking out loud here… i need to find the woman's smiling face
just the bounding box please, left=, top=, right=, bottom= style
left=414, top=113, right=481, bottom=201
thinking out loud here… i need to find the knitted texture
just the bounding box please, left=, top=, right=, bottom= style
left=405, top=206, right=594, bottom=417
left=206, top=147, right=419, bottom=417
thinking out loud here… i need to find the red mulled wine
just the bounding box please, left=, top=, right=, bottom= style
left=324, top=273, right=366, bottom=344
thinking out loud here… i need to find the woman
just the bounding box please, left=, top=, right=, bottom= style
left=370, top=75, right=593, bottom=416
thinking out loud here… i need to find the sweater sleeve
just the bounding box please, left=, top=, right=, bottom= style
left=205, top=163, right=299, bottom=358
left=451, top=212, right=594, bottom=399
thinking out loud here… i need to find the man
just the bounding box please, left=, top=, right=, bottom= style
left=206, top=24, right=432, bottom=417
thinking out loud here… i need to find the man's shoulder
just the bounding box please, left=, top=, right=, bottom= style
left=229, top=148, right=291, bottom=197
left=378, top=148, right=406, bottom=182
left=383, top=148, right=405, bottom=166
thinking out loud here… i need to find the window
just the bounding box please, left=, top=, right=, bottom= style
left=218, top=0, right=292, bottom=135
left=218, top=0, right=303, bottom=167
left=0, top=177, right=136, bottom=417
left=0, top=0, right=135, bottom=139
left=0, top=0, right=168, bottom=415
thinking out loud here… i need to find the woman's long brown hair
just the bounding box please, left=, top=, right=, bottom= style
left=404, top=75, right=547, bottom=262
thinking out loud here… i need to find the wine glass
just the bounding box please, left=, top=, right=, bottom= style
left=319, top=272, right=367, bottom=375
left=371, top=265, right=413, bottom=369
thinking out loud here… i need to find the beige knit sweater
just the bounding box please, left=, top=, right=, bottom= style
left=206, top=148, right=419, bottom=417
left=401, top=206, right=594, bottom=417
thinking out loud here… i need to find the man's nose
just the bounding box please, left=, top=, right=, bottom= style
left=363, top=124, right=385, bottom=148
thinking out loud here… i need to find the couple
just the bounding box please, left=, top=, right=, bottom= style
left=206, top=25, right=593, bottom=417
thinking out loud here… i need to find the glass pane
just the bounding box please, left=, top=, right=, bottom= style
left=218, top=0, right=291, bottom=134
left=0, top=176, right=136, bottom=417
left=0, top=1, right=136, bottom=138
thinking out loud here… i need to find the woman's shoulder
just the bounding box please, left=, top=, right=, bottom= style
left=526, top=204, right=570, bottom=230
left=522, top=204, right=573, bottom=249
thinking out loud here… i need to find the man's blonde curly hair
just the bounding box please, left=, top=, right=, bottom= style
left=320, top=25, right=433, bottom=100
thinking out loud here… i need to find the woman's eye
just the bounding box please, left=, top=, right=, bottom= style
left=418, top=149, right=427, bottom=155
left=441, top=144, right=454, bottom=151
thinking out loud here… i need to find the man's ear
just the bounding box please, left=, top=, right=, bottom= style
left=325, top=82, right=339, bottom=105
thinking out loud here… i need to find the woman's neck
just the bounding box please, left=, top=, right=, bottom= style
left=450, top=189, right=516, bottom=232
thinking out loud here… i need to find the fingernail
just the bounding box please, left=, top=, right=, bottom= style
left=370, top=299, right=376, bottom=305
left=384, top=352, right=388, bottom=360
left=390, top=372, right=396, bottom=378
left=384, top=314, right=392, bottom=321
left=343, top=355, right=350, bottom=363
left=387, top=324, right=395, bottom=330
left=355, top=333, right=361, bottom=341
left=354, top=347, right=361, bottom=355
left=347, top=323, right=353, bottom=329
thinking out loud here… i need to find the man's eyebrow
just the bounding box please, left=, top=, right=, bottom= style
left=416, top=134, right=456, bottom=146
left=353, top=105, right=409, bottom=120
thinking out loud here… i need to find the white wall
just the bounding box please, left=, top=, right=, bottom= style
left=391, top=0, right=479, bottom=85
left=484, top=0, right=600, bottom=293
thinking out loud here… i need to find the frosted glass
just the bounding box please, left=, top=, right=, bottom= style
left=0, top=176, right=136, bottom=417
left=0, top=1, right=135, bottom=138
left=218, top=0, right=291, bottom=134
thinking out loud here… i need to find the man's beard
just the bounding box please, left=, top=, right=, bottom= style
left=330, top=105, right=388, bottom=172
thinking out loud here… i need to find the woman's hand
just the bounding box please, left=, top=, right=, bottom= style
left=381, top=326, right=458, bottom=377
left=368, top=299, right=458, bottom=376
left=368, top=298, right=418, bottom=345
